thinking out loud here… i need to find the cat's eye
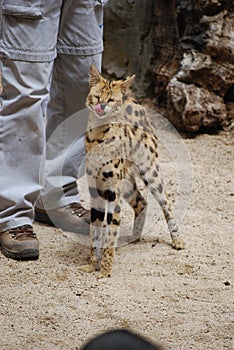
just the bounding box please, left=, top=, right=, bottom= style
left=94, top=95, right=100, bottom=102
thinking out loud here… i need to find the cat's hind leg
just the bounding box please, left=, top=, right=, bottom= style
left=124, top=180, right=147, bottom=242
left=139, top=162, right=185, bottom=250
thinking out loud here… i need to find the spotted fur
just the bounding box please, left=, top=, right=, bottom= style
left=80, top=65, right=184, bottom=278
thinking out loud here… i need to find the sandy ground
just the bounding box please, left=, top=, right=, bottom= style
left=1, top=130, right=233, bottom=350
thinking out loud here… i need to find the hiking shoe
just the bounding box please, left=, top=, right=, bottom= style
left=35, top=203, right=90, bottom=234
left=0, top=225, right=39, bottom=260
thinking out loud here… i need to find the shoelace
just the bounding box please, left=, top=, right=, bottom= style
left=69, top=203, right=90, bottom=218
left=9, top=225, right=36, bottom=239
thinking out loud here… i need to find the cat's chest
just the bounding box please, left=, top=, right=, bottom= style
left=85, top=102, right=153, bottom=154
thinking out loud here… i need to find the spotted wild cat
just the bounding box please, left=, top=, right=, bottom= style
left=80, top=65, right=185, bottom=278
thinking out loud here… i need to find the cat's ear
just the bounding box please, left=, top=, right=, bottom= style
left=120, top=74, right=135, bottom=95
left=89, top=64, right=104, bottom=87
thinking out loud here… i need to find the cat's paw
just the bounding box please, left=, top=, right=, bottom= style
left=96, top=270, right=112, bottom=279
left=172, top=237, right=185, bottom=250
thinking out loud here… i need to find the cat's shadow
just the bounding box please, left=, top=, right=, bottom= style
left=54, top=233, right=171, bottom=266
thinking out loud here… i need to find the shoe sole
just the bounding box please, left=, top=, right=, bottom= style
left=1, top=246, right=39, bottom=260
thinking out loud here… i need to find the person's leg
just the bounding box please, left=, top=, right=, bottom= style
left=0, top=59, right=52, bottom=231
left=0, top=0, right=62, bottom=258
left=35, top=0, right=105, bottom=232
left=38, top=54, right=102, bottom=210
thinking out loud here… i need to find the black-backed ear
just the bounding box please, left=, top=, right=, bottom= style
left=89, top=64, right=104, bottom=88
left=120, top=74, right=135, bottom=95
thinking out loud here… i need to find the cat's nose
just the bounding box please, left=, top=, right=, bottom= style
left=100, top=103, right=106, bottom=111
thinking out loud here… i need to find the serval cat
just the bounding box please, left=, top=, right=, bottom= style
left=80, top=65, right=184, bottom=278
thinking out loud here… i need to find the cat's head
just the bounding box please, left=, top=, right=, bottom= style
left=86, top=65, right=135, bottom=119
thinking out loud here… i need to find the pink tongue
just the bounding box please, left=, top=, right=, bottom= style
left=94, top=103, right=105, bottom=115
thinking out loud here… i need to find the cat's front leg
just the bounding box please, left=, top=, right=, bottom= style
left=79, top=247, right=99, bottom=273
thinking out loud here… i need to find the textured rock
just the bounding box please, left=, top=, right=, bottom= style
left=103, top=0, right=155, bottom=96
left=176, top=50, right=233, bottom=96
left=159, top=1, right=234, bottom=131
left=167, top=79, right=227, bottom=132
left=152, top=0, right=179, bottom=100
left=200, top=10, right=234, bottom=64
left=103, top=0, right=234, bottom=132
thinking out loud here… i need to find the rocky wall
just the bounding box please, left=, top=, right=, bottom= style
left=103, top=0, right=234, bottom=132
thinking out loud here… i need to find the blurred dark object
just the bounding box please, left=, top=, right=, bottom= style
left=81, top=329, right=162, bottom=350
